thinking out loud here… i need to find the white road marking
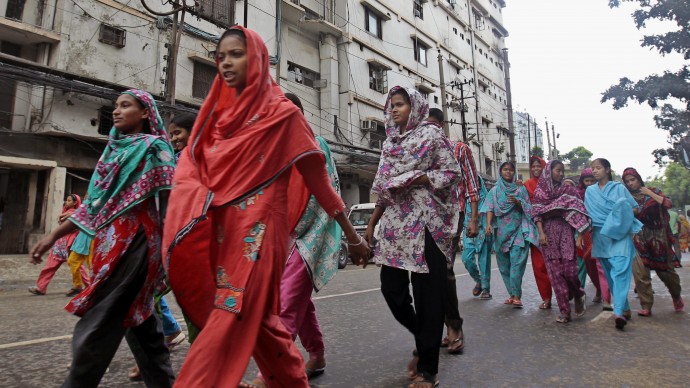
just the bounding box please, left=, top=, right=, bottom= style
left=590, top=311, right=613, bottom=323
left=0, top=335, right=72, bottom=350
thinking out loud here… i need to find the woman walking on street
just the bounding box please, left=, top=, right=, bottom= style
left=29, top=194, right=88, bottom=296
left=29, top=89, right=177, bottom=387
left=622, top=167, right=684, bottom=316
left=162, top=27, right=369, bottom=388
left=65, top=229, right=93, bottom=297
left=524, top=156, right=553, bottom=309
left=481, top=162, right=538, bottom=308
left=461, top=176, right=493, bottom=300
left=364, top=86, right=461, bottom=388
left=532, top=160, right=591, bottom=323
left=584, top=158, right=642, bottom=330
left=576, top=168, right=611, bottom=309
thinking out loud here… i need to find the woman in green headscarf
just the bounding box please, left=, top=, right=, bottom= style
left=29, top=89, right=177, bottom=387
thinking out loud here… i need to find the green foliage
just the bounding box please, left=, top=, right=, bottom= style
left=602, top=0, right=690, bottom=167
left=531, top=146, right=544, bottom=158
left=562, top=146, right=594, bottom=171
left=661, top=162, right=690, bottom=208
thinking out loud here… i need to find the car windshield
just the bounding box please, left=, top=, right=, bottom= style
left=349, top=208, right=374, bottom=226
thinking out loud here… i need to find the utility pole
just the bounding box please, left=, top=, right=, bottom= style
left=545, top=118, right=552, bottom=159
left=502, top=48, right=516, bottom=164
left=449, top=79, right=472, bottom=143
left=437, top=49, right=449, bottom=137
left=552, top=124, right=557, bottom=158
left=527, top=113, right=537, bottom=155
left=526, top=115, right=531, bottom=157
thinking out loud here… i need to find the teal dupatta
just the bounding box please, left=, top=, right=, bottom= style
left=292, top=136, right=343, bottom=291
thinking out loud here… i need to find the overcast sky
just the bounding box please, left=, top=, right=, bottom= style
left=503, top=0, right=685, bottom=179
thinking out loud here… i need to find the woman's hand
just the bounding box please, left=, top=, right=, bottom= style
left=363, top=225, right=375, bottom=246
left=539, top=232, right=548, bottom=246
left=576, top=234, right=584, bottom=250
left=485, top=224, right=493, bottom=236
left=29, top=234, right=57, bottom=265
left=347, top=235, right=371, bottom=268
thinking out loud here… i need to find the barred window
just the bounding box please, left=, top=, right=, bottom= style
left=98, top=106, right=114, bottom=135
left=368, top=65, right=388, bottom=94
left=287, top=62, right=320, bottom=88
left=192, top=61, right=216, bottom=99
left=99, top=24, right=126, bottom=48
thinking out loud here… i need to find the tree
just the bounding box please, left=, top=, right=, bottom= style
left=661, top=162, right=690, bottom=209
left=601, top=0, right=690, bottom=167
left=562, top=146, right=593, bottom=171
left=531, top=146, right=544, bottom=158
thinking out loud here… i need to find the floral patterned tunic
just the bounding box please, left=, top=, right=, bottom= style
left=372, top=86, right=461, bottom=273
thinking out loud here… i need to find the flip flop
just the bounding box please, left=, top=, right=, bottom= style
left=447, top=334, right=465, bottom=354
left=503, top=298, right=514, bottom=305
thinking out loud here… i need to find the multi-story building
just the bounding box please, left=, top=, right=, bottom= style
left=513, top=110, right=544, bottom=164
left=0, top=0, right=511, bottom=253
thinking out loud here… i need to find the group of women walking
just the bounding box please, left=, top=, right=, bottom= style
left=26, top=25, right=684, bottom=388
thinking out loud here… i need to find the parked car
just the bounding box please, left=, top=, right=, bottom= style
left=339, top=203, right=379, bottom=267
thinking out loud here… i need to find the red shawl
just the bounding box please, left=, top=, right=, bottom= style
left=163, top=26, right=319, bottom=327
left=524, top=155, right=546, bottom=199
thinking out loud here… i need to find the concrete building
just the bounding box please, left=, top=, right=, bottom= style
left=513, top=110, right=544, bottom=164
left=0, top=0, right=511, bottom=253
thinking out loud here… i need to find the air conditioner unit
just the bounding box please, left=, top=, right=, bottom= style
left=414, top=9, right=422, bottom=18
left=361, top=120, right=376, bottom=131
left=313, top=79, right=327, bottom=88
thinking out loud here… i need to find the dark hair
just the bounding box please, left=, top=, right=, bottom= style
left=499, top=161, right=516, bottom=171
left=592, top=158, right=613, bottom=181
left=67, top=194, right=77, bottom=202
left=551, top=160, right=564, bottom=171
left=428, top=108, right=444, bottom=123
left=217, top=28, right=246, bottom=51
left=171, top=113, right=196, bottom=132
left=284, top=92, right=304, bottom=113
left=530, top=158, right=542, bottom=167
left=390, top=88, right=410, bottom=104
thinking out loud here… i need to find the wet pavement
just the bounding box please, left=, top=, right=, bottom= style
left=1, top=252, right=688, bottom=387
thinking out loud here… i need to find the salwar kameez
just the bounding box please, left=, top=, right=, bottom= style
left=585, top=181, right=642, bottom=319
left=461, top=233, right=492, bottom=292
left=525, top=157, right=553, bottom=304
left=541, top=218, right=584, bottom=316
left=495, top=245, right=529, bottom=298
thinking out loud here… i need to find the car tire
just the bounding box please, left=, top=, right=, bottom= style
left=338, top=242, right=348, bottom=269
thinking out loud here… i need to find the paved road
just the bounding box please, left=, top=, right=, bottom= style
left=0, top=252, right=688, bottom=387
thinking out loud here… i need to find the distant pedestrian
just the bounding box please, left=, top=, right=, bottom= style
left=584, top=158, right=641, bottom=330
left=29, top=89, right=177, bottom=386
left=29, top=194, right=84, bottom=296
left=622, top=167, right=684, bottom=316
left=524, top=156, right=553, bottom=309
left=668, top=208, right=683, bottom=267
left=168, top=113, right=195, bottom=161
left=481, top=161, right=538, bottom=308
left=679, top=214, right=690, bottom=252
left=365, top=86, right=461, bottom=388
left=460, top=176, right=493, bottom=301
left=65, top=230, right=93, bottom=297
left=163, top=27, right=369, bottom=388
left=532, top=160, right=591, bottom=323
left=575, top=168, right=611, bottom=310
left=427, top=107, right=480, bottom=355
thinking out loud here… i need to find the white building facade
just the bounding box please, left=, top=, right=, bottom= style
left=0, top=0, right=511, bottom=252
left=513, top=110, right=545, bottom=164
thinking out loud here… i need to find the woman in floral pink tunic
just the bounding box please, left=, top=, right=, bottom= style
left=364, top=86, right=461, bottom=388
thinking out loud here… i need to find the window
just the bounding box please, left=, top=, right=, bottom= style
left=413, top=39, right=428, bottom=66
left=98, top=106, right=114, bottom=135
left=413, top=0, right=423, bottom=19
left=0, top=41, right=21, bottom=57
left=192, top=61, right=216, bottom=99
left=368, top=65, right=388, bottom=94
left=433, top=96, right=438, bottom=104
left=485, top=158, right=493, bottom=176
left=5, top=0, right=26, bottom=20
left=99, top=24, right=126, bottom=48
left=287, top=62, right=320, bottom=88
left=369, top=122, right=386, bottom=149
left=416, top=88, right=429, bottom=101
left=365, top=7, right=382, bottom=39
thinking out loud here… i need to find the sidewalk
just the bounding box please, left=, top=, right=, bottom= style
left=0, top=254, right=74, bottom=292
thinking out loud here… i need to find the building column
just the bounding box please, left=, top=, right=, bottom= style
left=319, top=33, right=339, bottom=138
left=44, top=167, right=66, bottom=234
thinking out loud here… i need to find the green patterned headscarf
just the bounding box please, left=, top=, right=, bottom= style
left=70, top=89, right=176, bottom=235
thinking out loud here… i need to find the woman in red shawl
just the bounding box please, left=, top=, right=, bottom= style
left=524, top=155, right=553, bottom=309
left=622, top=167, right=684, bottom=316
left=28, top=194, right=84, bottom=295
left=163, top=27, right=370, bottom=387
